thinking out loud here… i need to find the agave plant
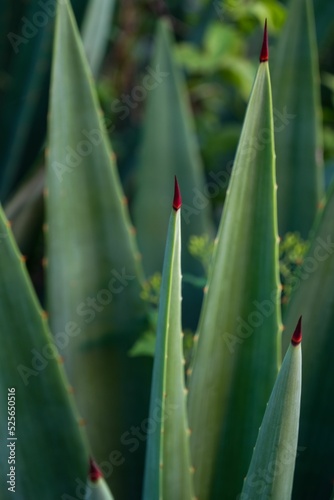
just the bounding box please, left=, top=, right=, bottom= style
left=0, top=0, right=333, bottom=499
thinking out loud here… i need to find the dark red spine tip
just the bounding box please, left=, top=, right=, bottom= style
left=291, top=316, right=302, bottom=346
left=89, top=458, right=103, bottom=482
left=259, top=19, right=269, bottom=63
left=173, top=176, right=182, bottom=211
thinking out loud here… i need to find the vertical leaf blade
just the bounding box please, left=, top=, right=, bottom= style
left=0, top=205, right=89, bottom=499
left=82, top=0, right=115, bottom=77
left=143, top=180, right=193, bottom=500
left=272, top=0, right=324, bottom=238
left=47, top=1, right=150, bottom=497
left=241, top=321, right=302, bottom=500
left=187, top=51, right=281, bottom=499
left=283, top=180, right=334, bottom=499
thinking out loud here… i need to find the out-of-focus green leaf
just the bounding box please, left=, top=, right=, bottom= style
left=47, top=2, right=151, bottom=497
left=0, top=204, right=89, bottom=499
left=82, top=0, right=115, bottom=77
left=272, top=0, right=324, bottom=238
left=0, top=0, right=89, bottom=202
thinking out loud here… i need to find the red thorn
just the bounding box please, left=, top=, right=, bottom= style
left=260, top=19, right=269, bottom=63
left=173, top=176, right=182, bottom=211
left=291, top=316, right=302, bottom=346
left=89, top=458, right=103, bottom=482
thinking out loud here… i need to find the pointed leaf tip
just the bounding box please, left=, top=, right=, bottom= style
left=173, top=176, right=182, bottom=211
left=259, top=19, right=269, bottom=62
left=89, top=458, right=103, bottom=482
left=291, top=316, right=302, bottom=346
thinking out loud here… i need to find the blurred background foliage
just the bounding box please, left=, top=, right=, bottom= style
left=1, top=0, right=334, bottom=283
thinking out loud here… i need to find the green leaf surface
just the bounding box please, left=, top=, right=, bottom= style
left=143, top=186, right=194, bottom=500
left=187, top=58, right=281, bottom=500
left=47, top=1, right=151, bottom=497
left=0, top=205, right=89, bottom=499
left=283, top=180, right=334, bottom=499
left=271, top=0, right=324, bottom=238
left=241, top=325, right=302, bottom=500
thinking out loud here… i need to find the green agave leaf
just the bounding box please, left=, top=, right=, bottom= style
left=0, top=0, right=54, bottom=201
left=82, top=0, right=115, bottom=77
left=283, top=180, right=334, bottom=499
left=143, top=179, right=194, bottom=500
left=132, top=19, right=214, bottom=327
left=241, top=319, right=302, bottom=500
left=47, top=1, right=151, bottom=497
left=0, top=0, right=89, bottom=202
left=0, top=204, right=89, bottom=498
left=271, top=0, right=324, bottom=238
left=187, top=28, right=282, bottom=500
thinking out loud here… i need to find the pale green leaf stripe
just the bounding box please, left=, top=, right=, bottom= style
left=241, top=339, right=301, bottom=499
left=143, top=201, right=194, bottom=500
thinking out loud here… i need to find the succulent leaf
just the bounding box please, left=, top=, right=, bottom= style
left=0, top=205, right=89, bottom=498
left=241, top=319, right=302, bottom=500
left=143, top=179, right=194, bottom=500
left=283, top=180, right=334, bottom=499
left=187, top=23, right=282, bottom=500
left=47, top=1, right=151, bottom=496
left=272, top=0, right=324, bottom=238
